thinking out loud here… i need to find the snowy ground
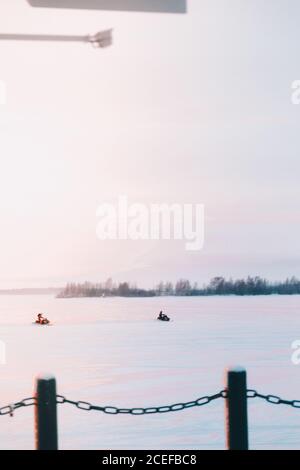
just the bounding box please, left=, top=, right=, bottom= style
left=0, top=294, right=300, bottom=449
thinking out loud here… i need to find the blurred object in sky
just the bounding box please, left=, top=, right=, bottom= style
left=88, top=29, right=113, bottom=48
left=26, top=0, right=187, bottom=13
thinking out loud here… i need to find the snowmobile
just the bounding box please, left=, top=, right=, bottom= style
left=34, top=319, right=50, bottom=325
left=34, top=313, right=51, bottom=325
left=157, top=314, right=170, bottom=322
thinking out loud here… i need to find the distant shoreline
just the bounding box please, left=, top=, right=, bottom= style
left=56, top=292, right=300, bottom=298
left=2, top=275, right=300, bottom=297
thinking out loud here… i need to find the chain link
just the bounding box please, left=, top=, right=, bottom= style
left=2, top=388, right=300, bottom=418
left=0, top=397, right=36, bottom=416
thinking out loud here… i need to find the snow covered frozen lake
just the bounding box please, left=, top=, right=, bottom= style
left=0, top=294, right=300, bottom=450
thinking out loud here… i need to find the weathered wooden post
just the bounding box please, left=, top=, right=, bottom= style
left=35, top=374, right=58, bottom=450
left=225, top=366, right=249, bottom=450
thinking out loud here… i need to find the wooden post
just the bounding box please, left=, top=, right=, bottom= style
left=35, top=374, right=58, bottom=450
left=225, top=366, right=249, bottom=450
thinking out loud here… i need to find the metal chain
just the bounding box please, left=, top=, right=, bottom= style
left=56, top=391, right=227, bottom=415
left=0, top=397, right=36, bottom=416
left=2, top=389, right=300, bottom=418
left=247, top=390, right=300, bottom=408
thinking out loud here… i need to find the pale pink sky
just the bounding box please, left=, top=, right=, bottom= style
left=0, top=0, right=299, bottom=288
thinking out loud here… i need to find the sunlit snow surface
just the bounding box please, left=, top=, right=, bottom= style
left=0, top=294, right=300, bottom=450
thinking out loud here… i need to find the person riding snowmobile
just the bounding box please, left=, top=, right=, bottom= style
left=36, top=313, right=49, bottom=325
left=157, top=311, right=170, bottom=321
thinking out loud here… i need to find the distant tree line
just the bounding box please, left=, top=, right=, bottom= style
left=57, top=276, right=300, bottom=298
left=57, top=279, right=155, bottom=298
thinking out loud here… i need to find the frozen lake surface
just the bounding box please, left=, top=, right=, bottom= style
left=0, top=294, right=300, bottom=450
